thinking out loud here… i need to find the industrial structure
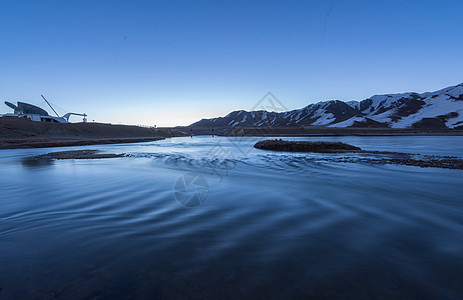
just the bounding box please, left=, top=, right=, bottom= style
left=2, top=95, right=87, bottom=123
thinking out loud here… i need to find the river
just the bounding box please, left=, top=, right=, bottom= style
left=1, top=136, right=462, bottom=299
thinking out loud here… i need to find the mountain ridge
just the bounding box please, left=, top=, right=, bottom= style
left=190, top=83, right=463, bottom=129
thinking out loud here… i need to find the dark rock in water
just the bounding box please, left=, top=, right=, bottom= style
left=34, top=150, right=127, bottom=160
left=254, top=139, right=362, bottom=153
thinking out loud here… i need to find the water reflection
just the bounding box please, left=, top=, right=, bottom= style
left=21, top=157, right=54, bottom=169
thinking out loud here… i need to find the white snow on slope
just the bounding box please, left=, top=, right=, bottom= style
left=447, top=113, right=463, bottom=127
left=329, top=116, right=363, bottom=127
left=445, top=85, right=463, bottom=98
left=346, top=101, right=360, bottom=109
left=312, top=112, right=335, bottom=125
left=262, top=111, right=267, bottom=120
left=368, top=109, right=394, bottom=124
left=364, top=94, right=407, bottom=111
left=392, top=94, right=463, bottom=128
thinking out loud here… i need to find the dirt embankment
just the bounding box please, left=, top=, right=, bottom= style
left=0, top=117, right=185, bottom=149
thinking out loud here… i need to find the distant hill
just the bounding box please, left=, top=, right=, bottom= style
left=190, top=83, right=463, bottom=129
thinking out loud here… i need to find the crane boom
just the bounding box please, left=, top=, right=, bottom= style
left=41, top=95, right=60, bottom=117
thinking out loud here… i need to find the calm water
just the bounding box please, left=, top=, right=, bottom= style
left=1, top=136, right=463, bottom=299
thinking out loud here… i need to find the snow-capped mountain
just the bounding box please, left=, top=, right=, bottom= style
left=190, top=83, right=463, bottom=129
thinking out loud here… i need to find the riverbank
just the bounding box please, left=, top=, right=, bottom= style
left=3, top=117, right=463, bottom=149
left=0, top=137, right=165, bottom=149
left=183, top=126, right=463, bottom=137
left=0, top=117, right=186, bottom=149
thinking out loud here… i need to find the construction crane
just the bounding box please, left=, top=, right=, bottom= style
left=62, top=113, right=87, bottom=123
left=41, top=95, right=87, bottom=123
left=41, top=95, right=60, bottom=117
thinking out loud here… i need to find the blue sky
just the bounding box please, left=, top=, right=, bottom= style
left=1, top=0, right=462, bottom=126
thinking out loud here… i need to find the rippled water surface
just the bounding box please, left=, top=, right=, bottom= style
left=1, top=136, right=463, bottom=299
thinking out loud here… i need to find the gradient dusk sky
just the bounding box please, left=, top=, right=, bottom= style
left=1, top=0, right=462, bottom=126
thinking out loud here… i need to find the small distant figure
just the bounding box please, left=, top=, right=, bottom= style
left=211, top=128, right=215, bottom=137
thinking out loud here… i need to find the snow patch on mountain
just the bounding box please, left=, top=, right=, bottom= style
left=312, top=112, right=335, bottom=125
left=346, top=101, right=360, bottom=109
left=329, top=116, right=363, bottom=127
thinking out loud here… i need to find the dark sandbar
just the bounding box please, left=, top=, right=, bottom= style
left=34, top=150, right=127, bottom=160
left=254, top=139, right=362, bottom=153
